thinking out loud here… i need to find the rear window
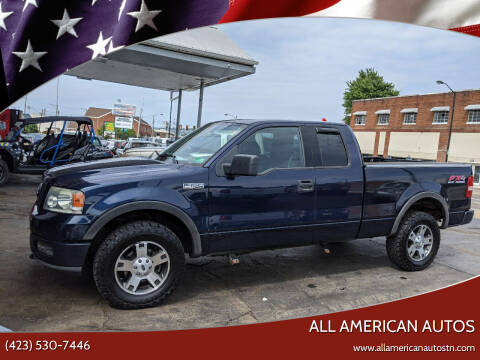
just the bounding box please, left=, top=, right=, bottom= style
left=317, top=132, right=348, bottom=167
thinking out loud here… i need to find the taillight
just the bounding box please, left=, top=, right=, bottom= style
left=466, top=176, right=474, bottom=198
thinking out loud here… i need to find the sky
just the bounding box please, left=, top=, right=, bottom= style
left=11, top=17, right=480, bottom=128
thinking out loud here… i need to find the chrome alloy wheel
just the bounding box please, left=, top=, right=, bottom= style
left=114, top=241, right=170, bottom=295
left=407, top=224, right=434, bottom=262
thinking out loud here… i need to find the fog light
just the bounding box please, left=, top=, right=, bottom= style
left=37, top=241, right=53, bottom=257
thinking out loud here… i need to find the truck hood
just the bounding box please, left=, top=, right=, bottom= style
left=44, top=157, right=180, bottom=189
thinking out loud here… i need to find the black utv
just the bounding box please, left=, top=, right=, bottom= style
left=0, top=116, right=113, bottom=186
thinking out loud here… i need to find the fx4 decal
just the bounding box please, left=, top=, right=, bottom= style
left=448, top=175, right=466, bottom=184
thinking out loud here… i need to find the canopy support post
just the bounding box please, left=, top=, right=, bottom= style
left=175, top=89, right=182, bottom=140
left=197, top=79, right=204, bottom=129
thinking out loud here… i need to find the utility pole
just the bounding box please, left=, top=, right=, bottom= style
left=23, top=96, right=27, bottom=116
left=436, top=80, right=456, bottom=162
left=152, top=115, right=155, bottom=137
left=55, top=77, right=59, bottom=116
left=137, top=98, right=144, bottom=137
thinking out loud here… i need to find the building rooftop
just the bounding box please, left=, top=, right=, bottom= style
left=352, top=88, right=480, bottom=102
left=84, top=107, right=111, bottom=118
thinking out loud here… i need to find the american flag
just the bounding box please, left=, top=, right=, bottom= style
left=0, top=0, right=229, bottom=110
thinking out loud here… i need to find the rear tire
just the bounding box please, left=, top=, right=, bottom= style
left=0, top=159, right=9, bottom=186
left=386, top=211, right=440, bottom=271
left=93, top=221, right=185, bottom=309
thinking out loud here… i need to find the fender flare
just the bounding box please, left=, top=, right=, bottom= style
left=83, top=201, right=202, bottom=257
left=390, top=192, right=449, bottom=235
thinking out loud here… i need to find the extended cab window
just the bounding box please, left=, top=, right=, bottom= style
left=317, top=132, right=348, bottom=167
left=218, top=127, right=305, bottom=175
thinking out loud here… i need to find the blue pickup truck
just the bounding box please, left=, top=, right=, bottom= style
left=30, top=120, right=475, bottom=308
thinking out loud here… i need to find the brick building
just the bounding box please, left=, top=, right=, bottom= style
left=350, top=89, right=480, bottom=186
left=68, top=107, right=152, bottom=136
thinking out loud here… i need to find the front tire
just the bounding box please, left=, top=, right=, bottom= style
left=386, top=211, right=440, bottom=271
left=93, top=221, right=185, bottom=309
left=0, top=159, right=9, bottom=186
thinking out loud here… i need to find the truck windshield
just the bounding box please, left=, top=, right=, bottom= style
left=162, top=122, right=247, bottom=165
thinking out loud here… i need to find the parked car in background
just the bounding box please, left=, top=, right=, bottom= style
left=91, top=137, right=114, bottom=160
left=123, top=140, right=165, bottom=158
left=22, top=133, right=45, bottom=145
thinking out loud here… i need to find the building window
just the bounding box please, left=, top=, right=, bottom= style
left=355, top=115, right=366, bottom=125
left=377, top=114, right=389, bottom=125
left=403, top=113, right=417, bottom=125
left=474, top=166, right=480, bottom=185
left=467, top=110, right=480, bottom=124
left=433, top=111, right=449, bottom=124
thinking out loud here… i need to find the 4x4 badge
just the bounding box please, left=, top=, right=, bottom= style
left=448, top=175, right=466, bottom=184
left=183, top=183, right=204, bottom=190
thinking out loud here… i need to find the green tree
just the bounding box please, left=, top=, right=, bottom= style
left=343, top=68, right=400, bottom=124
left=115, top=128, right=136, bottom=140
left=23, top=124, right=38, bottom=133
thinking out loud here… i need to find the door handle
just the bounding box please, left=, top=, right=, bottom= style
left=297, top=179, right=314, bottom=193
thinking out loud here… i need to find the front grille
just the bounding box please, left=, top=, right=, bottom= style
left=36, top=181, right=50, bottom=212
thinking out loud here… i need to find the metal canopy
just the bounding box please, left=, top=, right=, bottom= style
left=66, top=26, right=258, bottom=92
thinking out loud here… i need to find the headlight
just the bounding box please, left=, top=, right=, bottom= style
left=44, top=186, right=84, bottom=214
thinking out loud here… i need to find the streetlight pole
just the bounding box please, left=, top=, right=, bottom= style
left=55, top=78, right=60, bottom=116
left=436, top=80, right=456, bottom=163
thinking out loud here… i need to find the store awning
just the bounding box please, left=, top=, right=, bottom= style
left=400, top=108, right=418, bottom=113
left=375, top=109, right=390, bottom=115
left=430, top=106, right=450, bottom=112
left=353, top=111, right=367, bottom=115
left=465, top=104, right=480, bottom=110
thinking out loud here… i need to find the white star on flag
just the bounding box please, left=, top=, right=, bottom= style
left=107, top=40, right=124, bottom=54
left=22, top=0, right=38, bottom=12
left=92, top=0, right=112, bottom=7
left=86, top=31, right=112, bottom=59
left=12, top=40, right=47, bottom=72
left=128, top=0, right=162, bottom=32
left=118, top=0, right=126, bottom=20
left=0, top=3, right=13, bottom=31
left=51, top=9, right=83, bottom=39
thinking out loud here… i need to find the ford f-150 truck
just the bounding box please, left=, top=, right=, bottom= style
left=30, top=120, right=475, bottom=309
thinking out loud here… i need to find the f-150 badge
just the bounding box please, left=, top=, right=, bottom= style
left=183, top=183, right=205, bottom=190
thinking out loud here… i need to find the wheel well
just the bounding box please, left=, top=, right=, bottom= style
left=0, top=150, right=14, bottom=171
left=407, top=198, right=445, bottom=222
left=83, top=209, right=194, bottom=274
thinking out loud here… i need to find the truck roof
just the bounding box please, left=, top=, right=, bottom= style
left=221, top=119, right=347, bottom=127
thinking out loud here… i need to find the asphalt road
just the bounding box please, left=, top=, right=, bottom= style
left=0, top=174, right=479, bottom=332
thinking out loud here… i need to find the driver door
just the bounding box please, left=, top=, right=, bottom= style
left=205, top=126, right=317, bottom=254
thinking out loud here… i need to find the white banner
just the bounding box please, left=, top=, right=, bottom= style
left=113, top=104, right=136, bottom=117
left=115, top=116, right=133, bottom=130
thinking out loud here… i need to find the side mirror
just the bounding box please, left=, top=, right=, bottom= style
left=224, top=154, right=258, bottom=177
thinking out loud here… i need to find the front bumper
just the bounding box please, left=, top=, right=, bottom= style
left=30, top=233, right=90, bottom=270
left=30, top=205, right=93, bottom=270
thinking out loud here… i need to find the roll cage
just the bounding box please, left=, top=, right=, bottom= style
left=10, top=117, right=96, bottom=167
